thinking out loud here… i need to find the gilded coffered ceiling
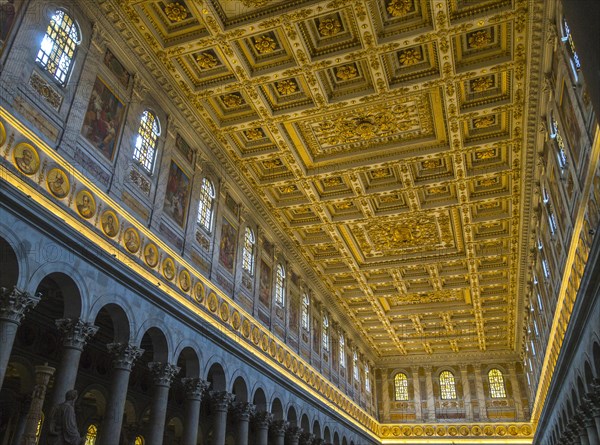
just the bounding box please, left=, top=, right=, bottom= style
left=99, top=0, right=538, bottom=362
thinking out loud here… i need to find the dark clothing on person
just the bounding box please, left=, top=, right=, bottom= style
left=47, top=400, right=83, bottom=445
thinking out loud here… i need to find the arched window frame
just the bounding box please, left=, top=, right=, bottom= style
left=322, top=314, right=330, bottom=352
left=439, top=370, right=457, bottom=400
left=301, top=292, right=310, bottom=331
left=542, top=186, right=558, bottom=236
left=339, top=333, right=346, bottom=368
left=197, top=177, right=215, bottom=232
left=353, top=351, right=359, bottom=381
left=365, top=363, right=371, bottom=392
left=394, top=372, right=409, bottom=401
left=134, top=436, right=145, bottom=445
left=488, top=368, right=507, bottom=398
left=274, top=263, right=285, bottom=306
left=560, top=16, right=581, bottom=79
left=133, top=110, right=161, bottom=174
left=242, top=227, right=255, bottom=275
left=36, top=9, right=81, bottom=86
left=549, top=111, right=568, bottom=171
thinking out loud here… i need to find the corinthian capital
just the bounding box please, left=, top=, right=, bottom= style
left=299, top=432, right=315, bottom=445
left=0, top=287, right=41, bottom=324
left=148, top=362, right=180, bottom=387
left=56, top=318, right=99, bottom=349
left=270, top=419, right=289, bottom=436
left=232, top=401, right=255, bottom=421
left=107, top=343, right=144, bottom=371
left=286, top=425, right=302, bottom=441
left=182, top=378, right=210, bottom=400
left=210, top=391, right=235, bottom=412
left=252, top=411, right=273, bottom=429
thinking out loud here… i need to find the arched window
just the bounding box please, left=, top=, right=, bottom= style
left=488, top=369, right=507, bottom=398
left=134, top=436, right=144, bottom=445
left=339, top=333, right=346, bottom=368
left=301, top=292, right=310, bottom=330
left=274, top=264, right=285, bottom=306
left=550, top=114, right=568, bottom=170
left=197, top=178, right=215, bottom=231
left=322, top=314, right=329, bottom=352
left=439, top=371, right=457, bottom=400
left=561, top=17, right=581, bottom=77
left=242, top=227, right=255, bottom=274
left=133, top=110, right=160, bottom=174
left=365, top=364, right=371, bottom=392
left=394, top=373, right=409, bottom=401
left=84, top=424, right=98, bottom=445
left=353, top=351, right=359, bottom=381
left=542, top=187, right=558, bottom=235
left=36, top=10, right=80, bottom=86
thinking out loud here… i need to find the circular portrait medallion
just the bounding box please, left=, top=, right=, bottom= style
left=46, top=168, right=70, bottom=199
left=13, top=143, right=40, bottom=176
left=75, top=190, right=96, bottom=219
left=123, top=227, right=140, bottom=254
left=178, top=269, right=191, bottom=292
left=0, top=120, right=6, bottom=147
left=101, top=210, right=119, bottom=237
left=193, top=282, right=205, bottom=303
left=162, top=257, right=176, bottom=281
left=144, top=243, right=159, bottom=268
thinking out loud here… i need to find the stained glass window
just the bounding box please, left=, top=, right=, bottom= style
left=301, top=293, right=310, bottom=330
left=488, top=369, right=507, bottom=398
left=36, top=10, right=80, bottom=86
left=439, top=371, right=457, bottom=400
left=135, top=436, right=144, bottom=445
left=197, top=178, right=215, bottom=231
left=562, top=18, right=581, bottom=73
left=394, top=373, right=409, bottom=401
left=84, top=424, right=98, bottom=445
left=322, top=314, right=330, bottom=352
left=339, top=333, right=346, bottom=368
left=133, top=110, right=160, bottom=174
left=274, top=264, right=285, bottom=306
left=550, top=116, right=568, bottom=170
left=242, top=227, right=255, bottom=274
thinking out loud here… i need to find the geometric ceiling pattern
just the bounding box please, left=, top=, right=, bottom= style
left=102, top=0, right=534, bottom=363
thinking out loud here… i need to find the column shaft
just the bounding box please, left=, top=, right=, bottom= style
left=507, top=363, right=524, bottom=420
left=181, top=378, right=209, bottom=445
left=97, top=343, right=143, bottom=445
left=424, top=367, right=434, bottom=421
left=411, top=367, right=422, bottom=421
left=210, top=391, right=235, bottom=445
left=459, top=365, right=473, bottom=421
left=474, top=366, right=487, bottom=420
left=146, top=362, right=180, bottom=445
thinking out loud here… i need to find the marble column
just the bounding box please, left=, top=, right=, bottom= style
left=146, top=362, right=180, bottom=445
left=474, top=366, right=487, bottom=420
left=181, top=378, right=210, bottom=445
left=21, top=364, right=55, bottom=445
left=210, top=391, right=235, bottom=445
left=252, top=411, right=272, bottom=445
left=507, top=363, right=524, bottom=419
left=423, top=366, right=435, bottom=421
left=459, top=364, right=473, bottom=421
left=298, top=432, right=314, bottom=445
left=50, top=318, right=98, bottom=406
left=270, top=420, right=288, bottom=445
left=410, top=366, right=422, bottom=421
left=0, top=287, right=41, bottom=390
left=285, top=426, right=301, bottom=445
left=232, top=402, right=255, bottom=445
left=97, top=343, right=144, bottom=445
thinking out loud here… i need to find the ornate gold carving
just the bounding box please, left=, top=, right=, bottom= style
left=253, top=35, right=277, bottom=54
left=398, top=48, right=422, bottom=66
left=467, top=30, right=493, bottom=49
left=387, top=0, right=413, bottom=17
left=318, top=17, right=342, bottom=37
left=240, top=0, right=270, bottom=6
left=471, top=75, right=495, bottom=92
left=475, top=149, right=496, bottom=160
left=262, top=158, right=283, bottom=169
left=195, top=52, right=219, bottom=69
left=421, top=159, right=441, bottom=169
left=335, top=64, right=358, bottom=80
left=29, top=72, right=62, bottom=111
left=473, top=116, right=496, bottom=128
left=163, top=2, right=189, bottom=23
left=244, top=128, right=265, bottom=140
left=279, top=184, right=297, bottom=194
left=371, top=168, right=391, bottom=178
left=275, top=79, right=298, bottom=95
left=323, top=176, right=343, bottom=187
left=479, top=177, right=498, bottom=187
left=221, top=93, right=245, bottom=108
left=367, top=219, right=439, bottom=251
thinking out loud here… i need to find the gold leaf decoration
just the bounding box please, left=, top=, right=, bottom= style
left=398, top=48, right=422, bottom=66
left=254, top=35, right=277, bottom=54
left=221, top=93, right=245, bottom=108
left=275, top=79, right=298, bottom=95
left=318, top=17, right=342, bottom=37
left=471, top=75, right=494, bottom=92
left=387, top=0, right=413, bottom=17
left=163, top=2, right=189, bottom=23
left=467, top=30, right=493, bottom=49
left=335, top=64, right=358, bottom=80
left=195, top=52, right=219, bottom=70
left=473, top=116, right=496, bottom=128
left=244, top=128, right=265, bottom=140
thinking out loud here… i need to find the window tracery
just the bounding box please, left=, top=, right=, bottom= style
left=394, top=372, right=409, bottom=401
left=488, top=368, right=507, bottom=398
left=133, top=110, right=160, bottom=174
left=242, top=227, right=255, bottom=274
left=339, top=333, right=346, bottom=368
left=197, top=178, right=215, bottom=231
left=84, top=424, right=98, bottom=445
left=322, top=313, right=330, bottom=352
left=439, top=370, right=457, bottom=400
left=274, top=264, right=285, bottom=306
left=301, top=292, right=310, bottom=330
